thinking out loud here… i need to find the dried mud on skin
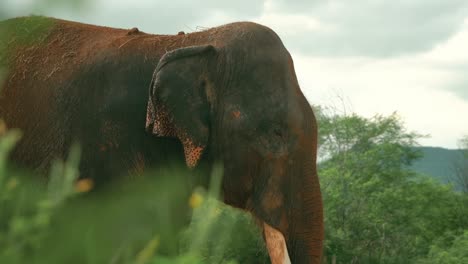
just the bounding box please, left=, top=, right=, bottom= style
left=1, top=15, right=260, bottom=85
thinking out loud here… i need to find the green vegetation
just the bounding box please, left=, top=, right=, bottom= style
left=453, top=136, right=468, bottom=193
left=0, top=125, right=82, bottom=263
left=416, top=231, right=468, bottom=264
left=0, top=126, right=268, bottom=263
left=315, top=107, right=468, bottom=263
left=0, top=0, right=89, bottom=19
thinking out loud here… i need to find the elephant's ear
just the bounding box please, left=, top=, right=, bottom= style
left=145, top=45, right=216, bottom=168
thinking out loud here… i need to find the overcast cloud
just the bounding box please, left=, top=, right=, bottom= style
left=266, top=0, right=468, bottom=57
left=2, top=0, right=468, bottom=148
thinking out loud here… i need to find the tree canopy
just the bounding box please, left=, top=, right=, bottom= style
left=315, top=107, right=468, bottom=263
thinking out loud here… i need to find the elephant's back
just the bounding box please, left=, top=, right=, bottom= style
left=0, top=16, right=167, bottom=126
left=1, top=16, right=160, bottom=89
left=0, top=16, right=167, bottom=173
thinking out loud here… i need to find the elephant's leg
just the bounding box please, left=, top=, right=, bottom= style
left=263, top=222, right=291, bottom=264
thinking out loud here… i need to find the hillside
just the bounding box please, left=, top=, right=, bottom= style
left=411, top=146, right=464, bottom=188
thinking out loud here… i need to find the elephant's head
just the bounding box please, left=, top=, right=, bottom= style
left=145, top=22, right=324, bottom=263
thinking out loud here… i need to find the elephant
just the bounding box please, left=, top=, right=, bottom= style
left=0, top=16, right=324, bottom=263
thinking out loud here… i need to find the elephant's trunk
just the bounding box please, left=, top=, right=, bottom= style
left=286, top=156, right=324, bottom=263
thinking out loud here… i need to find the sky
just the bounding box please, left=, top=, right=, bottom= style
left=3, top=0, right=468, bottom=148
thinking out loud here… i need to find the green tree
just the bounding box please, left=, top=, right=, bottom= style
left=417, top=230, right=468, bottom=264
left=315, top=107, right=468, bottom=263
left=453, top=135, right=468, bottom=193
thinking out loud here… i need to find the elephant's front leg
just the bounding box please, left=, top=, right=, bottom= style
left=263, top=222, right=291, bottom=264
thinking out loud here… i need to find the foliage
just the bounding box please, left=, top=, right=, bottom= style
left=0, top=0, right=89, bottom=20
left=453, top=135, right=468, bottom=193
left=0, top=123, right=267, bottom=264
left=460, top=135, right=468, bottom=152
left=417, top=231, right=468, bottom=264
left=0, top=123, right=81, bottom=263
left=181, top=194, right=268, bottom=264
left=314, top=106, right=468, bottom=263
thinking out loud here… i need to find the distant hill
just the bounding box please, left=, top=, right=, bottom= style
left=411, top=147, right=464, bottom=188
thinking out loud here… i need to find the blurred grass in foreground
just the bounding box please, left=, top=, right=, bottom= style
left=0, top=122, right=269, bottom=264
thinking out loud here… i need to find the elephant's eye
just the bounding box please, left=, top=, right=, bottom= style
left=272, top=127, right=288, bottom=143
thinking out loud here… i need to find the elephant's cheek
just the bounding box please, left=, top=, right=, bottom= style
left=264, top=223, right=292, bottom=264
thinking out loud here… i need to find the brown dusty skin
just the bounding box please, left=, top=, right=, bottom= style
left=0, top=16, right=324, bottom=263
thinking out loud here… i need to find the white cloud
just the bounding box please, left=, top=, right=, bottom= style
left=292, top=31, right=468, bottom=148
left=423, top=19, right=468, bottom=64
left=263, top=0, right=468, bottom=57
left=2, top=0, right=265, bottom=33
left=255, top=13, right=326, bottom=34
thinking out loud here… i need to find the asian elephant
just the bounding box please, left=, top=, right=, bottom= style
left=0, top=16, right=323, bottom=263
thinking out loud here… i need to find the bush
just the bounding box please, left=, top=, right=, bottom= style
left=417, top=231, right=468, bottom=264
left=0, top=121, right=268, bottom=264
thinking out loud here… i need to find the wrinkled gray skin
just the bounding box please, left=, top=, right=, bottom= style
left=0, top=17, right=324, bottom=263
